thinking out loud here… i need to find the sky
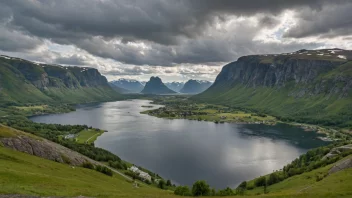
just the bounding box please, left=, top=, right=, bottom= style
left=0, top=0, right=351, bottom=82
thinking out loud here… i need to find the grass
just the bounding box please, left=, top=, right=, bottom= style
left=76, top=129, right=104, bottom=144
left=195, top=82, right=352, bottom=128
left=15, top=105, right=48, bottom=111
left=0, top=146, right=177, bottom=198
left=244, top=156, right=352, bottom=197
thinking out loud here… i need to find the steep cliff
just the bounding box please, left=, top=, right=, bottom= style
left=0, top=55, right=122, bottom=105
left=194, top=49, right=352, bottom=127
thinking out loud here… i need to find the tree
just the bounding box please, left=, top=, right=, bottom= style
left=192, top=180, right=210, bottom=196
left=158, top=180, right=166, bottom=189
left=254, top=176, right=266, bottom=187
left=174, top=186, right=191, bottom=196
left=236, top=181, right=247, bottom=195
left=166, top=179, right=172, bottom=186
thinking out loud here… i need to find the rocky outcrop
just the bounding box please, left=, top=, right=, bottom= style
left=329, top=156, right=352, bottom=174
left=0, top=129, right=97, bottom=166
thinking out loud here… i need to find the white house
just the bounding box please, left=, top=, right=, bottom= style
left=128, top=166, right=152, bottom=181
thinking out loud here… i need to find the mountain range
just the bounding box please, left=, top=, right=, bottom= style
left=194, top=49, right=352, bottom=127
left=109, top=78, right=212, bottom=94
left=180, top=80, right=212, bottom=94
left=109, top=78, right=144, bottom=93
left=165, top=82, right=185, bottom=92
left=0, top=55, right=121, bottom=105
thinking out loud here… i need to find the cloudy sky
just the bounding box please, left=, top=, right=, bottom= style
left=0, top=0, right=351, bottom=82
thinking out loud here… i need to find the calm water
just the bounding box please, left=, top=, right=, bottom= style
left=30, top=99, right=328, bottom=188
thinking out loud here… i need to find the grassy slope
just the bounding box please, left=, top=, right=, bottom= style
left=0, top=62, right=53, bottom=104
left=195, top=82, right=352, bottom=127
left=76, top=129, right=104, bottom=144
left=0, top=146, right=177, bottom=198
left=0, top=58, right=123, bottom=105
left=245, top=157, right=352, bottom=197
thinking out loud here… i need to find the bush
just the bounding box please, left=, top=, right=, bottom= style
left=158, top=180, right=166, bottom=189
left=95, top=165, right=113, bottom=176
left=174, top=186, right=192, bottom=196
left=192, top=180, right=210, bottom=196
left=236, top=181, right=247, bottom=195
left=108, top=160, right=127, bottom=170
left=166, top=179, right=172, bottom=186
left=82, top=162, right=94, bottom=169
left=217, top=187, right=234, bottom=196
left=254, top=176, right=266, bottom=187
left=267, top=172, right=280, bottom=185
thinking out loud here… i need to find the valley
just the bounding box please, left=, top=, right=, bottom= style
left=1, top=50, right=352, bottom=197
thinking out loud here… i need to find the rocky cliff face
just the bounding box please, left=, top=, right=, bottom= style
left=141, top=76, right=176, bottom=94
left=195, top=49, right=352, bottom=127
left=213, top=49, right=352, bottom=98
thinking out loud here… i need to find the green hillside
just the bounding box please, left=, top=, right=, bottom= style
left=194, top=49, right=352, bottom=128
left=0, top=55, right=123, bottom=105
left=0, top=146, right=177, bottom=198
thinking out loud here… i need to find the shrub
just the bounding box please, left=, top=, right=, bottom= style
left=217, top=187, right=234, bottom=196
left=174, top=186, right=192, bottom=196
left=82, top=162, right=94, bottom=169
left=192, top=180, right=210, bottom=196
left=158, top=180, right=166, bottom=189
left=254, top=176, right=266, bottom=187
left=95, top=165, right=113, bottom=176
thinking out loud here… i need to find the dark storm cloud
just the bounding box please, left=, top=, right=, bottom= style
left=0, top=0, right=350, bottom=66
left=1, top=0, right=348, bottom=45
left=284, top=2, right=352, bottom=38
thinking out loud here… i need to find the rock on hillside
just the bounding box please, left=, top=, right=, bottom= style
left=0, top=125, right=97, bottom=166
left=141, top=77, right=176, bottom=94
left=329, top=156, right=352, bottom=174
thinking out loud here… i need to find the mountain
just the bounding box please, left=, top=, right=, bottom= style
left=109, top=78, right=144, bottom=93
left=0, top=55, right=122, bottom=105
left=165, top=82, right=185, bottom=92
left=109, top=83, right=131, bottom=94
left=141, top=76, right=176, bottom=94
left=194, top=49, right=352, bottom=127
left=180, top=80, right=212, bottom=94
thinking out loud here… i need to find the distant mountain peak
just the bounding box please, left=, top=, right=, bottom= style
left=109, top=78, right=144, bottom=93
left=141, top=76, right=176, bottom=94
left=180, top=79, right=212, bottom=94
